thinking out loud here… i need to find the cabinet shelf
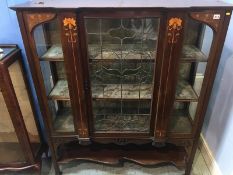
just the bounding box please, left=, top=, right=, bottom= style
left=89, top=48, right=156, bottom=62
left=92, top=84, right=152, bottom=100
left=181, top=45, right=207, bottom=62
left=49, top=80, right=198, bottom=102
left=39, top=44, right=206, bottom=63
left=94, top=114, right=150, bottom=133
left=49, top=80, right=70, bottom=100
left=87, top=43, right=157, bottom=61
left=175, top=80, right=198, bottom=102
left=90, top=58, right=155, bottom=63
left=53, top=108, right=74, bottom=133
left=169, top=109, right=193, bottom=133
left=40, top=45, right=64, bottom=61
left=58, top=142, right=186, bottom=169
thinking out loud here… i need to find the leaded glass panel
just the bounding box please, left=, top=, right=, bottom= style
left=85, top=17, right=159, bottom=133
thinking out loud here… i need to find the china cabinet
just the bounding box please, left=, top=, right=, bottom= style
left=0, top=45, right=45, bottom=173
left=12, top=0, right=233, bottom=174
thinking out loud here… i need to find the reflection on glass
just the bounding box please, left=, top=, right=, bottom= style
left=85, top=18, right=159, bottom=133
left=33, top=18, right=74, bottom=133
left=169, top=19, right=213, bottom=134
left=0, top=92, right=26, bottom=164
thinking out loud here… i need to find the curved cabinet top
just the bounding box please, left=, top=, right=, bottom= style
left=11, top=0, right=233, bottom=10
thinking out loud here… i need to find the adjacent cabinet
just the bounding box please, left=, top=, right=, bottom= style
left=13, top=1, right=233, bottom=174
left=0, top=45, right=44, bottom=173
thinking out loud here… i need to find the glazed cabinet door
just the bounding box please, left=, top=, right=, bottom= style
left=79, top=11, right=165, bottom=139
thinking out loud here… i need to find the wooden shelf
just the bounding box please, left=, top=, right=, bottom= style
left=94, top=114, right=150, bottom=133
left=181, top=45, right=207, bottom=62
left=175, top=80, right=198, bottom=102
left=88, top=44, right=156, bottom=61
left=58, top=142, right=187, bottom=169
left=169, top=109, right=192, bottom=133
left=39, top=44, right=207, bottom=63
left=92, top=84, right=152, bottom=100
left=40, top=45, right=64, bottom=61
left=53, top=108, right=75, bottom=133
left=49, top=80, right=70, bottom=100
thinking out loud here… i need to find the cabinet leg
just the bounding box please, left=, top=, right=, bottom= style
left=50, top=144, right=62, bottom=175
left=185, top=139, right=198, bottom=175
left=53, top=161, right=61, bottom=175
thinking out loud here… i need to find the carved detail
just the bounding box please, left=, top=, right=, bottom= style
left=190, top=11, right=222, bottom=32
left=167, top=17, right=183, bottom=44
left=63, top=17, right=77, bottom=43
left=24, top=13, right=56, bottom=33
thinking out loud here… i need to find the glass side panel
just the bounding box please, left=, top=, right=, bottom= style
left=169, top=18, right=213, bottom=134
left=8, top=60, right=41, bottom=156
left=0, top=91, right=26, bottom=164
left=85, top=18, right=160, bottom=133
left=33, top=18, right=74, bottom=133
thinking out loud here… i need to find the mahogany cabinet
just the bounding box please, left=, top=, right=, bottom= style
left=0, top=45, right=44, bottom=173
left=12, top=0, right=233, bottom=174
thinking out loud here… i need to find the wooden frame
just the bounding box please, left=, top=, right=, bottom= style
left=12, top=2, right=233, bottom=175
left=0, top=45, right=45, bottom=173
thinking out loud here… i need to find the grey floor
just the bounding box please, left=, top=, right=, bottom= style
left=48, top=149, right=211, bottom=175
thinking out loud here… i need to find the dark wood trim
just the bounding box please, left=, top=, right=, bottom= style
left=59, top=12, right=90, bottom=142
left=16, top=11, right=61, bottom=174
left=77, top=11, right=94, bottom=137
left=155, top=12, right=186, bottom=142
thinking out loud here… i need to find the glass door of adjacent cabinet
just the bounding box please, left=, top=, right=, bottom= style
left=33, top=17, right=75, bottom=134
left=168, top=17, right=213, bottom=135
left=84, top=17, right=160, bottom=134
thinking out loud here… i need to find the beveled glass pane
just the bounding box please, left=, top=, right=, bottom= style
left=0, top=91, right=26, bottom=164
left=169, top=18, right=213, bottom=134
left=8, top=60, right=41, bottom=156
left=85, top=17, right=159, bottom=133
left=33, top=18, right=74, bottom=133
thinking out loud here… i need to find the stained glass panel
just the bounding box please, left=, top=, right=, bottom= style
left=85, top=17, right=159, bottom=133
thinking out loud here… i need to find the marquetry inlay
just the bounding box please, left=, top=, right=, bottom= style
left=24, top=13, right=56, bottom=33
left=63, top=17, right=77, bottom=43
left=167, top=17, right=183, bottom=44
left=190, top=11, right=222, bottom=32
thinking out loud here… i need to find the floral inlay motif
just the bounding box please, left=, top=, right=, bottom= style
left=63, top=18, right=77, bottom=29
left=167, top=17, right=183, bottom=44
left=63, top=17, right=77, bottom=43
